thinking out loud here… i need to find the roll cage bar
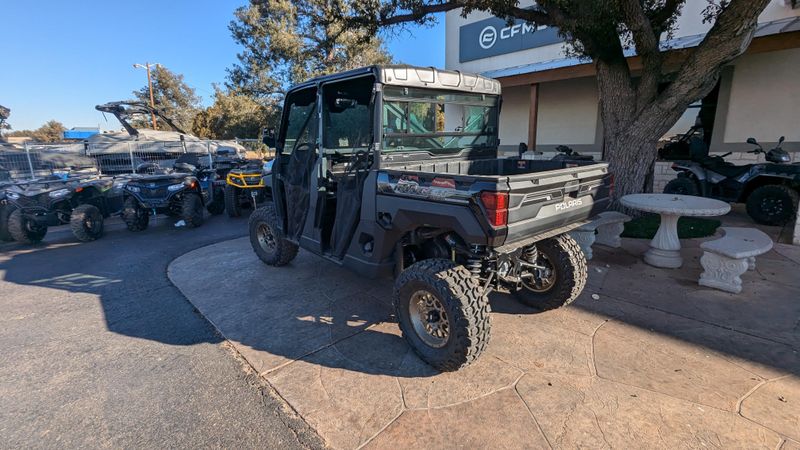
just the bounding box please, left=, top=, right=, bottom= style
left=95, top=101, right=186, bottom=136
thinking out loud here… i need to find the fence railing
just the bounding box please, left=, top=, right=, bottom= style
left=0, top=140, right=237, bottom=181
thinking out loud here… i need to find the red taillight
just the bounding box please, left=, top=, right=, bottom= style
left=480, top=191, right=509, bottom=227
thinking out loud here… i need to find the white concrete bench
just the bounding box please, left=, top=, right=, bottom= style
left=568, top=211, right=631, bottom=260
left=699, top=227, right=773, bottom=294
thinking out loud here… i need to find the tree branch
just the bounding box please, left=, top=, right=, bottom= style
left=639, top=0, right=770, bottom=138
left=619, top=0, right=663, bottom=109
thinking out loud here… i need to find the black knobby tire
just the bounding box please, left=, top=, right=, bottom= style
left=513, top=234, right=587, bottom=311
left=8, top=209, right=47, bottom=244
left=394, top=259, right=492, bottom=372
left=663, top=176, right=699, bottom=196
left=224, top=185, right=242, bottom=217
left=745, top=185, right=799, bottom=226
left=181, top=193, right=205, bottom=228
left=0, top=204, right=16, bottom=241
left=122, top=197, right=149, bottom=232
left=248, top=204, right=298, bottom=266
left=69, top=204, right=104, bottom=242
left=207, top=188, right=226, bottom=215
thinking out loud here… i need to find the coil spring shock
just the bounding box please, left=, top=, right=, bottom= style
left=522, top=245, right=538, bottom=263
left=466, top=257, right=482, bottom=276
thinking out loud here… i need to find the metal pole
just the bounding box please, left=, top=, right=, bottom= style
left=206, top=141, right=213, bottom=169
left=146, top=63, right=157, bottom=130
left=128, top=142, right=136, bottom=174
left=24, top=141, right=34, bottom=179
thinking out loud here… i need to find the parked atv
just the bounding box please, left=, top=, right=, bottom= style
left=3, top=175, right=127, bottom=243
left=248, top=65, right=612, bottom=372
left=0, top=180, right=17, bottom=241
left=664, top=136, right=799, bottom=225
left=224, top=160, right=273, bottom=217
left=121, top=154, right=222, bottom=231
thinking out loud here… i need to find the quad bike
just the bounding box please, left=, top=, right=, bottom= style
left=224, top=160, right=273, bottom=217
left=248, top=65, right=612, bottom=372
left=0, top=180, right=18, bottom=241
left=121, top=154, right=224, bottom=231
left=664, top=135, right=799, bottom=225
left=2, top=175, right=127, bottom=243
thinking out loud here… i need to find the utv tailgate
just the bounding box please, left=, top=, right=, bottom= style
left=501, top=162, right=610, bottom=248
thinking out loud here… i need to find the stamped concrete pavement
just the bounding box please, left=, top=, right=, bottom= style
left=169, top=235, right=800, bottom=449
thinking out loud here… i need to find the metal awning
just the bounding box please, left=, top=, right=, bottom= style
left=482, top=16, right=800, bottom=79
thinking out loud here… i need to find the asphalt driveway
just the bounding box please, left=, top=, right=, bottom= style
left=0, top=216, right=321, bottom=448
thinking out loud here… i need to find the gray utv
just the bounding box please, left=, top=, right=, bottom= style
left=248, top=65, right=613, bottom=372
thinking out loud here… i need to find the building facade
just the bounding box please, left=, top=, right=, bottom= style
left=445, top=0, right=800, bottom=171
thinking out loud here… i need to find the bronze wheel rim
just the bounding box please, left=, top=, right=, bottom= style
left=522, top=252, right=557, bottom=293
left=256, top=223, right=276, bottom=253
left=408, top=290, right=450, bottom=348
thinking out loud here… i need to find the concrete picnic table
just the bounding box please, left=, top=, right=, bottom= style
left=620, top=193, right=731, bottom=268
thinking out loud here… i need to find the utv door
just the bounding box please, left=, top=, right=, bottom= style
left=317, top=76, right=376, bottom=258
left=272, top=87, right=319, bottom=243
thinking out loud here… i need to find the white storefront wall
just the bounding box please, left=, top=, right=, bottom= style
left=445, top=1, right=800, bottom=158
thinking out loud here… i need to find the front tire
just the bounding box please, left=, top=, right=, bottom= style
left=664, top=176, right=699, bottom=196
left=8, top=209, right=47, bottom=244
left=512, top=234, right=587, bottom=311
left=745, top=185, right=799, bottom=226
left=224, top=185, right=242, bottom=217
left=394, top=259, right=491, bottom=372
left=248, top=204, right=298, bottom=266
left=181, top=193, right=205, bottom=228
left=0, top=204, right=16, bottom=241
left=70, top=204, right=104, bottom=242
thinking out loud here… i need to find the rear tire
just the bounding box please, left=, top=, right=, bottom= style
left=512, top=234, right=587, bottom=311
left=248, top=204, right=298, bottom=266
left=0, top=204, right=16, bottom=241
left=394, top=259, right=491, bottom=372
left=224, top=185, right=242, bottom=217
left=664, top=176, right=699, bottom=196
left=746, top=185, right=799, bottom=226
left=181, top=193, right=204, bottom=228
left=122, top=197, right=149, bottom=232
left=70, top=204, right=104, bottom=242
left=8, top=209, right=47, bottom=244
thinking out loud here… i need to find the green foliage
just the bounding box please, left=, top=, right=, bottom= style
left=622, top=214, right=721, bottom=239
left=192, top=86, right=280, bottom=140
left=227, top=0, right=393, bottom=98
left=132, top=66, right=202, bottom=132
left=6, top=120, right=67, bottom=142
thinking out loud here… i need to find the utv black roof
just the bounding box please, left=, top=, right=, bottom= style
left=287, top=65, right=502, bottom=96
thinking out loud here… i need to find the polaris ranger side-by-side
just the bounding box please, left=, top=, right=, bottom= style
left=248, top=65, right=613, bottom=371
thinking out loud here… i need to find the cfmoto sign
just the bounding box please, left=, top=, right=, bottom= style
left=479, top=26, right=497, bottom=49
left=460, top=16, right=563, bottom=62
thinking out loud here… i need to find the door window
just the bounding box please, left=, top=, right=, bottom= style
left=280, top=88, right=317, bottom=155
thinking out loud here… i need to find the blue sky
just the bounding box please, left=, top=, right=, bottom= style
left=1, top=1, right=445, bottom=131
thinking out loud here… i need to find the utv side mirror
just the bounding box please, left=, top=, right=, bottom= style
left=746, top=137, right=758, bottom=145
left=262, top=128, right=276, bottom=148
left=518, top=142, right=528, bottom=157
left=174, top=162, right=197, bottom=173
left=778, top=136, right=785, bottom=144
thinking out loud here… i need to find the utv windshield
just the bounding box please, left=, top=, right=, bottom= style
left=381, top=86, right=499, bottom=155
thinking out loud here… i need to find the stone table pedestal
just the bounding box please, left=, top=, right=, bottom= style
left=621, top=194, right=731, bottom=269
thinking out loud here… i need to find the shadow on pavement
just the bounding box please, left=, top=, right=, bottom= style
left=0, top=216, right=247, bottom=347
